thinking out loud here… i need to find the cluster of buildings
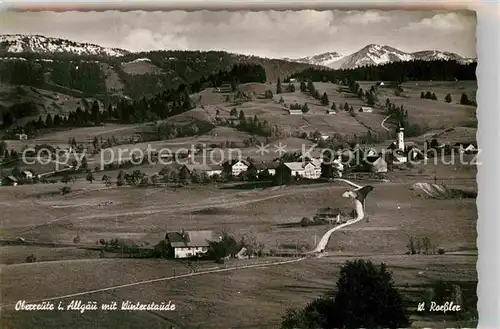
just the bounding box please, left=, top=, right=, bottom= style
left=172, top=156, right=343, bottom=182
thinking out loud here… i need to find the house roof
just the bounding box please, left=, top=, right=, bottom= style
left=22, top=170, right=33, bottom=175
left=455, top=142, right=477, bottom=147
left=223, top=159, right=249, bottom=167
left=4, top=176, right=18, bottom=182
left=251, top=162, right=279, bottom=170
left=184, top=164, right=222, bottom=172
left=166, top=230, right=217, bottom=248
left=283, top=162, right=314, bottom=171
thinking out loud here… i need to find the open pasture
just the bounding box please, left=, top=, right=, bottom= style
left=0, top=253, right=477, bottom=329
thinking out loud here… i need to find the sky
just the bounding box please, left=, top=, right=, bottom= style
left=0, top=10, right=477, bottom=58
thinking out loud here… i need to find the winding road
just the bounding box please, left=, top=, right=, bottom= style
left=381, top=114, right=391, bottom=132
left=311, top=179, right=364, bottom=253
left=1, top=178, right=370, bottom=313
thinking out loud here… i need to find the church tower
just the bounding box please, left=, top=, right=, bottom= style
left=398, top=127, right=405, bottom=151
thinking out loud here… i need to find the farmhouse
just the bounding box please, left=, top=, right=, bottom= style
left=21, top=170, right=34, bottom=179
left=325, top=110, right=336, bottom=115
left=165, top=230, right=218, bottom=259
left=288, top=109, right=302, bottom=115
left=180, top=164, right=222, bottom=177
left=222, top=160, right=250, bottom=176
left=1, top=176, right=18, bottom=186
left=15, top=133, right=28, bottom=140
left=247, top=162, right=279, bottom=177
left=280, top=161, right=321, bottom=179
left=359, top=106, right=373, bottom=113
left=215, top=84, right=232, bottom=93
left=289, top=78, right=297, bottom=83
left=455, top=142, right=478, bottom=154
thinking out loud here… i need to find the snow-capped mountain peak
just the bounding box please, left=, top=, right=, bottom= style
left=285, top=44, right=475, bottom=69
left=283, top=51, right=344, bottom=67
left=0, top=34, right=129, bottom=57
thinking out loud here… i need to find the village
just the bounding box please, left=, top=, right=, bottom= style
left=0, top=8, right=481, bottom=329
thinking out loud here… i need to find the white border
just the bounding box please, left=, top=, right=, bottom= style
left=0, top=1, right=498, bottom=328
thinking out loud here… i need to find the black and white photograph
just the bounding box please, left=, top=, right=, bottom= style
left=0, top=5, right=480, bottom=329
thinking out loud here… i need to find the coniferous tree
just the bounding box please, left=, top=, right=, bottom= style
left=344, top=102, right=349, bottom=112
left=276, top=78, right=283, bottom=94
left=321, top=92, right=329, bottom=106
left=420, top=91, right=425, bottom=98
left=301, top=103, right=309, bottom=113
left=300, top=81, right=307, bottom=92
left=445, top=93, right=452, bottom=103
left=460, top=93, right=471, bottom=105
left=331, top=102, right=337, bottom=111
left=45, top=113, right=53, bottom=127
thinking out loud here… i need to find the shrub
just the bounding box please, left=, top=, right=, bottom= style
left=300, top=217, right=313, bottom=227
left=438, top=248, right=446, bottom=255
left=26, top=254, right=37, bottom=263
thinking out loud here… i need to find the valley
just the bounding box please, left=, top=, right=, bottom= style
left=0, top=31, right=478, bottom=329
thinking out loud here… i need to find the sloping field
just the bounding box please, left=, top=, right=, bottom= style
left=120, top=59, right=163, bottom=76
left=0, top=254, right=476, bottom=329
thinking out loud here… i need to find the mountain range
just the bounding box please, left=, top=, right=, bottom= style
left=284, top=44, right=476, bottom=69
left=1, top=34, right=476, bottom=71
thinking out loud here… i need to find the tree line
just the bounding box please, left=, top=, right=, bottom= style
left=287, top=59, right=477, bottom=83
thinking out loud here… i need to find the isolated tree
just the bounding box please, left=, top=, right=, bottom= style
left=60, top=186, right=71, bottom=195
left=45, top=113, right=53, bottom=127
left=431, top=92, right=438, bottom=100
left=215, top=108, right=220, bottom=116
left=230, top=108, right=238, bottom=116
left=460, top=93, right=471, bottom=105
left=26, top=254, right=37, bottom=263
left=276, top=78, right=283, bottom=94
left=321, top=92, right=329, bottom=106
left=331, top=102, right=337, bottom=111
left=207, top=231, right=241, bottom=260
left=80, top=156, right=88, bottom=171
left=366, top=91, right=376, bottom=106
left=73, top=235, right=81, bottom=244
left=307, top=81, right=315, bottom=93
left=344, top=102, right=349, bottom=112
left=301, top=103, right=309, bottom=113
left=281, top=260, right=411, bottom=329
left=231, top=76, right=238, bottom=92
left=430, top=138, right=440, bottom=150
left=445, top=93, right=452, bottom=103
left=279, top=96, right=285, bottom=103
left=300, top=81, right=307, bottom=92
left=425, top=91, right=432, bottom=99
left=420, top=91, right=425, bottom=98
left=86, top=172, right=95, bottom=183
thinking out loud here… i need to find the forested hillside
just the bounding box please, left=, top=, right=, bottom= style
left=287, top=59, right=477, bottom=82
